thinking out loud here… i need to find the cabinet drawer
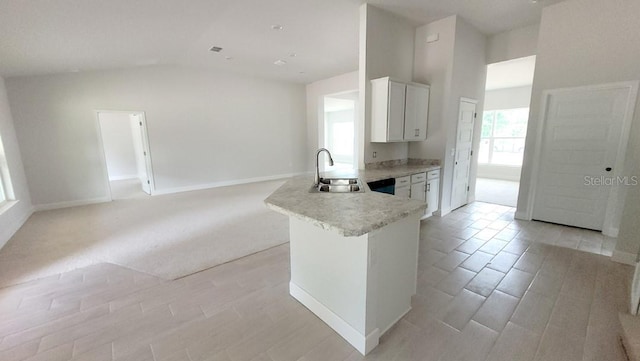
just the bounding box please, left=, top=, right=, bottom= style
left=395, top=185, right=410, bottom=198
left=411, top=172, right=427, bottom=183
left=427, top=170, right=440, bottom=180
left=396, top=176, right=410, bottom=187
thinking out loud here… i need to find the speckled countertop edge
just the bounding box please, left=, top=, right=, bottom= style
left=264, top=165, right=440, bottom=237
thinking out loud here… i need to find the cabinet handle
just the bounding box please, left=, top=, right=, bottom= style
left=415, top=129, right=419, bottom=137
left=427, top=183, right=430, bottom=192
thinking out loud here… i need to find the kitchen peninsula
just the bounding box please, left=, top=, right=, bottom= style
left=264, top=167, right=433, bottom=355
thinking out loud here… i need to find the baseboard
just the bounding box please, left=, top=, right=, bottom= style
left=108, top=175, right=137, bottom=181
left=0, top=202, right=34, bottom=250
left=379, top=306, right=411, bottom=336
left=612, top=250, right=637, bottom=265
left=514, top=210, right=530, bottom=220
left=152, top=172, right=305, bottom=196
left=31, top=172, right=305, bottom=211
left=603, top=226, right=620, bottom=238
left=289, top=282, right=380, bottom=355
left=34, top=197, right=111, bottom=211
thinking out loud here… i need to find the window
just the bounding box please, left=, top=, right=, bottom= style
left=479, top=108, right=529, bottom=166
left=0, top=134, right=11, bottom=206
left=323, top=94, right=357, bottom=170
left=0, top=172, right=5, bottom=205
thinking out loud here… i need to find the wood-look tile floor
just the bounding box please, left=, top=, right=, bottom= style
left=0, top=202, right=632, bottom=361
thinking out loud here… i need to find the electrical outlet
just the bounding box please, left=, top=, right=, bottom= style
left=373, top=151, right=377, bottom=158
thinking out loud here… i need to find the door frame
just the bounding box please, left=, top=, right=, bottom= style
left=451, top=97, right=478, bottom=210
left=523, top=81, right=638, bottom=236
left=319, top=90, right=359, bottom=170
left=95, top=110, right=156, bottom=199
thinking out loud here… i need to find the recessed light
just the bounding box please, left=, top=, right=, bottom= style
left=225, top=56, right=233, bottom=60
left=299, top=71, right=305, bottom=74
left=209, top=46, right=223, bottom=52
left=289, top=52, right=297, bottom=58
left=69, top=69, right=79, bottom=73
left=274, top=59, right=287, bottom=66
left=271, top=24, right=284, bottom=30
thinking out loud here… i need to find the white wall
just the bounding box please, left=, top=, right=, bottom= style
left=411, top=16, right=487, bottom=215
left=99, top=112, right=137, bottom=180
left=306, top=71, right=358, bottom=170
left=483, top=86, right=532, bottom=110
left=0, top=76, right=32, bottom=249
left=486, top=23, right=539, bottom=64
left=515, top=0, right=640, bottom=257
left=6, top=65, right=307, bottom=207
left=359, top=4, right=416, bottom=166
left=411, top=16, right=457, bottom=164
left=449, top=19, right=488, bottom=208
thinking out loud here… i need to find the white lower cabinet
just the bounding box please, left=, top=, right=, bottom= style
left=395, top=169, right=440, bottom=218
left=425, top=170, right=440, bottom=217
left=410, top=172, right=427, bottom=202
left=395, top=176, right=410, bottom=198
left=395, top=185, right=410, bottom=198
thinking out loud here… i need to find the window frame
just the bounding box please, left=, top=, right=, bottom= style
left=479, top=108, right=529, bottom=166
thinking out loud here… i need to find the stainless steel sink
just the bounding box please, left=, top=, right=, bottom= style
left=320, top=178, right=359, bottom=185
left=310, top=178, right=365, bottom=193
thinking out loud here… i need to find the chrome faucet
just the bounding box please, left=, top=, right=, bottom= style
left=314, top=148, right=334, bottom=186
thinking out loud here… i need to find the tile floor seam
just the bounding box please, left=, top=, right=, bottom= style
left=0, top=201, right=631, bottom=361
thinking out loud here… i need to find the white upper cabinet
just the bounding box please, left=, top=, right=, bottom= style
left=404, top=83, right=429, bottom=141
left=371, top=77, right=430, bottom=143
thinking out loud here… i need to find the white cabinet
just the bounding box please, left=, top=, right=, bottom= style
left=371, top=77, right=430, bottom=143
left=395, top=175, right=411, bottom=198
left=404, top=84, right=429, bottom=141
left=425, top=170, right=440, bottom=217
left=410, top=172, right=427, bottom=202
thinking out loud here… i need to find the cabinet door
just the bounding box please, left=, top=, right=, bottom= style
left=404, top=84, right=429, bottom=141
left=395, top=185, right=410, bottom=199
left=426, top=179, right=439, bottom=215
left=387, top=81, right=406, bottom=142
left=410, top=181, right=426, bottom=202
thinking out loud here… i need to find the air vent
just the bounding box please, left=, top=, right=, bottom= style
left=209, top=46, right=223, bottom=52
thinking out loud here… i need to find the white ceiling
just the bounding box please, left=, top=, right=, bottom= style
left=0, top=0, right=558, bottom=84
left=485, top=55, right=536, bottom=90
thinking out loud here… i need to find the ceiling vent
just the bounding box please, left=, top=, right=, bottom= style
left=209, top=46, right=223, bottom=52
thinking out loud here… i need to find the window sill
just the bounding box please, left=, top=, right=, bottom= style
left=0, top=200, right=19, bottom=216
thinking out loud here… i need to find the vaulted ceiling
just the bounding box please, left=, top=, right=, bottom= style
left=0, top=0, right=561, bottom=83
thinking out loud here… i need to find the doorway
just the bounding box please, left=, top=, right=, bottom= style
left=97, top=111, right=154, bottom=200
left=476, top=55, right=536, bottom=207
left=322, top=91, right=358, bottom=170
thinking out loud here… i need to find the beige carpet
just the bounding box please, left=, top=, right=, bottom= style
left=0, top=180, right=289, bottom=288
left=475, top=178, right=519, bottom=207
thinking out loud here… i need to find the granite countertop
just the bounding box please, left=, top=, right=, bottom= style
left=264, top=165, right=440, bottom=237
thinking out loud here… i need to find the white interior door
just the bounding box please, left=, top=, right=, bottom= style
left=532, top=86, right=632, bottom=230
left=451, top=99, right=477, bottom=210
left=129, top=113, right=153, bottom=195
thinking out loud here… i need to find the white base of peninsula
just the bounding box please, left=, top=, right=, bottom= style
left=288, top=213, right=421, bottom=355
left=289, top=283, right=382, bottom=354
